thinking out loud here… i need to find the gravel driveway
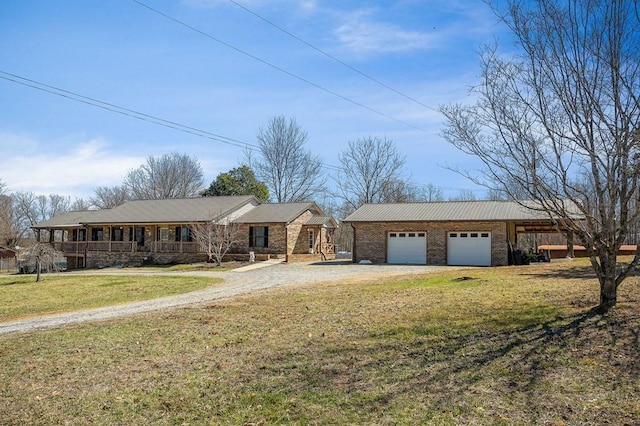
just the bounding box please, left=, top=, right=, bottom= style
left=0, top=260, right=463, bottom=335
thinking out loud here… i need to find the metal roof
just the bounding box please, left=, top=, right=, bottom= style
left=32, top=196, right=260, bottom=228
left=234, top=202, right=318, bottom=224
left=85, top=196, right=259, bottom=224
left=305, top=215, right=338, bottom=228
left=32, top=197, right=338, bottom=228
left=343, top=200, right=574, bottom=222
left=31, top=210, right=101, bottom=229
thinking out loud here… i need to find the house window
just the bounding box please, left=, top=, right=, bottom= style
left=249, top=226, right=268, bottom=248
left=308, top=229, right=314, bottom=250
left=91, top=227, right=103, bottom=241
left=72, top=229, right=84, bottom=241
left=180, top=226, right=192, bottom=242
left=113, top=227, right=124, bottom=241
left=158, top=227, right=169, bottom=242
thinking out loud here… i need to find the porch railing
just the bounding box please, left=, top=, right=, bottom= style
left=322, top=243, right=335, bottom=254
left=53, top=241, right=202, bottom=254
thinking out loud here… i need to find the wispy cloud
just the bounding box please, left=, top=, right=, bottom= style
left=0, top=134, right=143, bottom=198
left=333, top=9, right=436, bottom=58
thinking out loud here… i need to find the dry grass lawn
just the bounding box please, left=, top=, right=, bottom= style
left=0, top=259, right=638, bottom=425
left=0, top=274, right=219, bottom=321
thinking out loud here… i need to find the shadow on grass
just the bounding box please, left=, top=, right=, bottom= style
left=258, top=305, right=639, bottom=423
left=0, top=278, right=28, bottom=287
left=521, top=264, right=596, bottom=280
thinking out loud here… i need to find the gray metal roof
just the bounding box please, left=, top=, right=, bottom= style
left=85, top=196, right=259, bottom=224
left=343, top=200, right=571, bottom=222
left=305, top=215, right=338, bottom=228
left=32, top=196, right=260, bottom=228
left=32, top=210, right=101, bottom=229
left=234, top=203, right=318, bottom=224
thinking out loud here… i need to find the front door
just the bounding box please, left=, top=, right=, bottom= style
left=308, top=229, right=315, bottom=254
left=135, top=227, right=145, bottom=249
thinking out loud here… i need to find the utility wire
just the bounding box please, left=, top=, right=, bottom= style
left=0, top=70, right=255, bottom=151
left=228, top=0, right=438, bottom=113
left=131, top=0, right=430, bottom=133
left=0, top=70, right=347, bottom=175
left=0, top=71, right=481, bottom=195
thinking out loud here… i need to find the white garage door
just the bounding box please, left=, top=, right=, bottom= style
left=387, top=232, right=427, bottom=264
left=447, top=232, right=491, bottom=266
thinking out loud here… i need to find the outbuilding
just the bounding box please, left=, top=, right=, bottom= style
left=343, top=200, right=576, bottom=266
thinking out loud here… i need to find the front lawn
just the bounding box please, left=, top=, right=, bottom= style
left=0, top=259, right=638, bottom=425
left=0, top=274, right=220, bottom=321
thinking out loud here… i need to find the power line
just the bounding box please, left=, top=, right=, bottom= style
left=227, top=0, right=438, bottom=113
left=0, top=70, right=345, bottom=175
left=0, top=70, right=256, bottom=151
left=0, top=71, right=482, bottom=195
left=131, top=0, right=430, bottom=133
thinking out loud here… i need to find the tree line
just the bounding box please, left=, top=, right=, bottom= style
left=0, top=115, right=469, bottom=246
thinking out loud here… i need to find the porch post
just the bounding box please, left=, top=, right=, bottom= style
left=567, top=230, right=575, bottom=258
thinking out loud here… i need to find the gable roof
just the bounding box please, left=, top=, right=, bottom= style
left=305, top=215, right=338, bottom=228
left=234, top=202, right=319, bottom=224
left=32, top=210, right=101, bottom=229
left=84, top=196, right=260, bottom=224
left=32, top=196, right=260, bottom=228
left=343, top=200, right=572, bottom=223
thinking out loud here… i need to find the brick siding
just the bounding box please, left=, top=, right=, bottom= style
left=351, top=221, right=509, bottom=266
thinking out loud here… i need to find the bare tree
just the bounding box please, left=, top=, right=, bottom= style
left=440, top=0, right=640, bottom=311
left=191, top=220, right=242, bottom=266
left=11, top=192, right=72, bottom=240
left=0, top=181, right=19, bottom=247
left=19, top=242, right=65, bottom=282
left=334, top=136, right=406, bottom=212
left=381, top=177, right=423, bottom=203
left=46, top=194, right=70, bottom=218
left=250, top=116, right=325, bottom=203
left=91, top=185, right=131, bottom=209
left=123, top=153, right=204, bottom=200
left=70, top=198, right=91, bottom=211
left=421, top=183, right=445, bottom=202
left=449, top=189, right=477, bottom=202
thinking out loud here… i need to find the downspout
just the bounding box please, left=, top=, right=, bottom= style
left=351, top=223, right=357, bottom=263
left=285, top=224, right=289, bottom=263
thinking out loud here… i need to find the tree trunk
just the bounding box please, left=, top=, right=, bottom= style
left=599, top=277, right=617, bottom=312
left=597, top=250, right=618, bottom=312
left=36, top=259, right=41, bottom=283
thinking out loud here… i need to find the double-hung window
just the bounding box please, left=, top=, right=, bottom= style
left=249, top=226, right=268, bottom=248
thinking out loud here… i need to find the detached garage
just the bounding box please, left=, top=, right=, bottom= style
left=343, top=200, right=578, bottom=267
left=387, top=232, right=427, bottom=264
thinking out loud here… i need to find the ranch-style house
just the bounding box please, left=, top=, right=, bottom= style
left=32, top=196, right=337, bottom=269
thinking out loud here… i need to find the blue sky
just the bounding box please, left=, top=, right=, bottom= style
left=0, top=0, right=509, bottom=201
